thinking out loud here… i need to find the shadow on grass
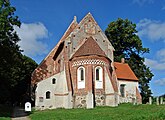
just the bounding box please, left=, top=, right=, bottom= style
left=0, top=104, right=12, bottom=119
left=12, top=106, right=31, bottom=118
left=0, top=104, right=32, bottom=119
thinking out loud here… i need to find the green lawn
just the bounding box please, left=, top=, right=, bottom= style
left=0, top=105, right=12, bottom=120
left=30, top=104, right=165, bottom=120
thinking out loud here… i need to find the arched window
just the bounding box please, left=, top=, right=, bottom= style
left=95, top=66, right=103, bottom=88
left=46, top=91, right=50, bottom=99
left=52, top=78, right=56, bottom=84
left=77, top=66, right=85, bottom=89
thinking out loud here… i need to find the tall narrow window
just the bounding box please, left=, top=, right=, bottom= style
left=96, top=69, right=99, bottom=81
left=77, top=66, right=85, bottom=89
left=120, top=84, right=125, bottom=97
left=80, top=68, right=84, bottom=81
left=46, top=91, right=50, bottom=99
left=95, top=66, right=103, bottom=88
left=52, top=78, right=56, bottom=84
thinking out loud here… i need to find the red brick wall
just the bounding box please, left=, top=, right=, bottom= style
left=69, top=55, right=111, bottom=96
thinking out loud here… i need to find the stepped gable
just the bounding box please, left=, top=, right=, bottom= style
left=72, top=36, right=106, bottom=58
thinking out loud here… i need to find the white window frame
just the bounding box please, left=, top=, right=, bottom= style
left=52, top=78, right=56, bottom=84
left=77, top=66, right=85, bottom=89
left=95, top=66, right=103, bottom=89
left=46, top=91, right=51, bottom=99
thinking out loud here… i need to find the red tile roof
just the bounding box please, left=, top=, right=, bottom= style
left=114, top=62, right=138, bottom=81
left=73, top=37, right=106, bottom=58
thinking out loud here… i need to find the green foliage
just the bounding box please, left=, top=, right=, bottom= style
left=0, top=0, right=38, bottom=104
left=105, top=18, right=154, bottom=103
left=0, top=104, right=12, bottom=120
left=12, top=55, right=38, bottom=105
left=0, top=0, right=21, bottom=103
left=30, top=104, right=165, bottom=120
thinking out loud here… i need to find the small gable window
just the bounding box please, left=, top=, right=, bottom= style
left=46, top=91, right=50, bottom=99
left=120, top=84, right=125, bottom=97
left=77, top=66, right=85, bottom=89
left=52, top=78, right=56, bottom=84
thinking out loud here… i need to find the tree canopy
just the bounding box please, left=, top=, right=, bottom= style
left=105, top=18, right=153, bottom=103
left=0, top=0, right=38, bottom=105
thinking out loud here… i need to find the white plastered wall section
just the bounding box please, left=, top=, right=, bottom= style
left=118, top=80, right=138, bottom=103
left=35, top=70, right=72, bottom=109
left=104, top=67, right=118, bottom=106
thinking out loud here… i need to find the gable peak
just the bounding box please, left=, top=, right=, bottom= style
left=78, top=12, right=97, bottom=25
left=73, top=16, right=77, bottom=23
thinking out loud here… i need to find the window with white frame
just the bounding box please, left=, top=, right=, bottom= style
left=52, top=78, right=56, bottom=84
left=95, top=66, right=103, bottom=89
left=46, top=91, right=50, bottom=99
left=77, top=66, right=85, bottom=89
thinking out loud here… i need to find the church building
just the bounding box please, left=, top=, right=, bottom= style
left=31, top=13, right=141, bottom=110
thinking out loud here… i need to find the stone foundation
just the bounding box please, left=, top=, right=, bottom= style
left=95, top=94, right=105, bottom=106
left=74, top=95, right=87, bottom=108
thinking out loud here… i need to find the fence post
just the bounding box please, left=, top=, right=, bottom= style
left=156, top=97, right=159, bottom=105
left=160, top=97, right=163, bottom=105
left=149, top=97, right=152, bottom=105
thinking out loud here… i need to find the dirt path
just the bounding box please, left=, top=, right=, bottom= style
left=11, top=107, right=31, bottom=120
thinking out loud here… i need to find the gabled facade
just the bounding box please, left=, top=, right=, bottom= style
left=31, top=13, right=141, bottom=110
left=114, top=61, right=142, bottom=104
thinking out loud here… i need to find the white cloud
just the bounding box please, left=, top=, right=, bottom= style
left=156, top=49, right=165, bottom=62
left=137, top=18, right=165, bottom=42
left=154, top=78, right=165, bottom=86
left=133, top=0, right=154, bottom=6
left=145, top=58, right=165, bottom=70
left=14, top=22, right=49, bottom=56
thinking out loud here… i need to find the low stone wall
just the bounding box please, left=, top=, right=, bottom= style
left=119, top=97, right=136, bottom=103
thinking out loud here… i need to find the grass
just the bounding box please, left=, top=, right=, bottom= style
left=0, top=105, right=12, bottom=120
left=30, top=104, right=165, bottom=120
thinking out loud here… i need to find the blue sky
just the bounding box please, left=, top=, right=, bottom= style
left=11, top=0, right=165, bottom=96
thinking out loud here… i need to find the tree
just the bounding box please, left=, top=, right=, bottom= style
left=12, top=55, right=38, bottom=106
left=105, top=18, right=154, bottom=103
left=0, top=0, right=21, bottom=103
left=0, top=0, right=38, bottom=104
